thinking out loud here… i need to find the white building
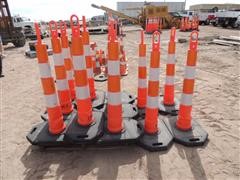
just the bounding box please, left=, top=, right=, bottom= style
left=117, top=1, right=185, bottom=18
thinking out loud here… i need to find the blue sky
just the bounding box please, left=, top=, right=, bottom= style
left=8, top=0, right=240, bottom=21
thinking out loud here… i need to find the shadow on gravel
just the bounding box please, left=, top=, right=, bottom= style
left=20, top=145, right=169, bottom=180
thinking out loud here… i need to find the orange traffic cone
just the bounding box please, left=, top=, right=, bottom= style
left=82, top=16, right=96, bottom=99
left=59, top=21, right=75, bottom=100
left=138, top=31, right=173, bottom=151
left=163, top=31, right=208, bottom=146
left=35, top=23, right=65, bottom=134
left=49, top=21, right=73, bottom=115
left=69, top=15, right=93, bottom=126
left=159, top=27, right=179, bottom=115
left=137, top=30, right=147, bottom=108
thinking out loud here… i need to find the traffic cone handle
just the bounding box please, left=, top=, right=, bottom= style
left=170, top=27, right=176, bottom=42
left=82, top=16, right=87, bottom=32
left=49, top=21, right=58, bottom=38
left=59, top=21, right=67, bottom=36
left=34, top=23, right=42, bottom=45
left=140, top=30, right=144, bottom=44
left=190, top=31, right=198, bottom=50
left=152, top=31, right=160, bottom=51
left=70, top=14, right=80, bottom=37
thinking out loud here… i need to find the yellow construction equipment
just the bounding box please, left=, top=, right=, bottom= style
left=91, top=4, right=182, bottom=29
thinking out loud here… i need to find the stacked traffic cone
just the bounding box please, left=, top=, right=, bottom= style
left=163, top=31, right=208, bottom=146
left=159, top=27, right=179, bottom=115
left=26, top=23, right=66, bottom=145
left=138, top=31, right=173, bottom=151
left=64, top=14, right=104, bottom=143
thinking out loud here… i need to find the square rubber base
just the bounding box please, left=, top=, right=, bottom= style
left=92, top=90, right=106, bottom=109
left=163, top=116, right=208, bottom=147
left=98, top=118, right=141, bottom=145
left=94, top=73, right=107, bottom=82
left=159, top=96, right=179, bottom=116
left=41, top=110, right=74, bottom=122
left=26, top=111, right=77, bottom=147
left=137, top=119, right=174, bottom=152
left=64, top=111, right=104, bottom=144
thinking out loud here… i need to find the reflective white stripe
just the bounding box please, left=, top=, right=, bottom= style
left=72, top=55, right=86, bottom=70
left=75, top=86, right=90, bottom=99
left=167, top=54, right=176, bottom=64
left=107, top=92, right=121, bottom=105
left=56, top=79, right=68, bottom=90
left=62, top=48, right=71, bottom=59
left=147, top=96, right=159, bottom=108
left=120, top=61, right=126, bottom=65
left=165, top=76, right=174, bottom=85
left=149, top=68, right=160, bottom=81
left=180, top=93, right=193, bottom=106
left=38, top=63, right=52, bottom=78
left=53, top=53, right=64, bottom=66
left=139, top=57, right=146, bottom=67
left=138, top=79, right=147, bottom=88
left=108, top=60, right=120, bottom=76
left=84, top=45, right=91, bottom=56
left=66, top=71, right=73, bottom=80
left=45, top=94, right=58, bottom=108
left=184, top=66, right=196, bottom=79
left=87, top=68, right=93, bottom=78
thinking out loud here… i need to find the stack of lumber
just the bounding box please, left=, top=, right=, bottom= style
left=212, top=36, right=240, bottom=46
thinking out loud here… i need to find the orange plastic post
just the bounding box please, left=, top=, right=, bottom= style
left=107, top=18, right=122, bottom=133
left=137, top=30, right=147, bottom=108
left=82, top=16, right=96, bottom=99
left=119, top=27, right=127, bottom=76
left=163, top=27, right=176, bottom=105
left=59, top=21, right=76, bottom=100
left=49, top=21, right=73, bottom=114
left=70, top=15, right=93, bottom=126
left=34, top=23, right=65, bottom=134
left=176, top=31, right=199, bottom=131
left=144, top=31, right=161, bottom=134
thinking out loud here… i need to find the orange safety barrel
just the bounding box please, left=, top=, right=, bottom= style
left=107, top=18, right=122, bottom=133
left=163, top=27, right=176, bottom=105
left=59, top=21, right=75, bottom=100
left=144, top=31, right=161, bottom=134
left=34, top=23, right=65, bottom=134
left=137, top=30, right=147, bottom=108
left=70, top=14, right=93, bottom=126
left=82, top=16, right=96, bottom=99
left=49, top=21, right=73, bottom=114
left=176, top=31, right=199, bottom=130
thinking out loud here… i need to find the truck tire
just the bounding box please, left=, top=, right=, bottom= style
left=13, top=38, right=26, bottom=47
left=204, top=19, right=210, bottom=25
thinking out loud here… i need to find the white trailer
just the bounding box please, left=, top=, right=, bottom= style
left=212, top=10, right=240, bottom=28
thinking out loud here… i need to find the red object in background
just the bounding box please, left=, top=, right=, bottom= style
left=145, top=17, right=159, bottom=34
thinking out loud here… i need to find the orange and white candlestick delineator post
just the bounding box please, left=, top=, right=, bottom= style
left=159, top=27, right=179, bottom=115
left=59, top=21, right=75, bottom=100
left=138, top=31, right=173, bottom=151
left=82, top=16, right=96, bottom=99
left=49, top=21, right=73, bottom=115
left=64, top=15, right=104, bottom=143
left=137, top=30, right=147, bottom=109
left=26, top=23, right=66, bottom=145
left=163, top=31, right=208, bottom=147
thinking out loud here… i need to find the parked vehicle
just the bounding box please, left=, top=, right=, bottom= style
left=211, top=10, right=240, bottom=28
left=196, top=10, right=216, bottom=25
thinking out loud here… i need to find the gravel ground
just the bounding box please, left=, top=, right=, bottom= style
left=0, top=25, right=239, bottom=180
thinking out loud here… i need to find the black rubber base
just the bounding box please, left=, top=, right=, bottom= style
left=159, top=96, right=179, bottom=116
left=64, top=110, right=104, bottom=144
left=137, top=119, right=174, bottom=152
left=94, top=73, right=107, bottom=82
left=122, top=103, right=138, bottom=118
left=41, top=110, right=74, bottom=122
left=26, top=111, right=76, bottom=147
left=122, top=91, right=136, bottom=104
left=163, top=116, right=208, bottom=147
left=98, top=118, right=141, bottom=145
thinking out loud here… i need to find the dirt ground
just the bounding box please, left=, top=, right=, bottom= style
left=0, top=25, right=239, bottom=180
